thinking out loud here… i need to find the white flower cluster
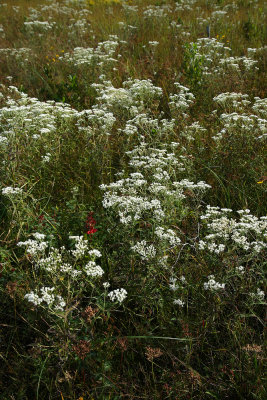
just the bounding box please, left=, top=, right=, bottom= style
left=219, top=56, right=258, bottom=72
left=92, top=78, right=162, bottom=116
left=93, top=83, right=133, bottom=113
left=25, top=287, right=66, bottom=311
left=175, top=0, right=197, bottom=12
left=108, top=288, right=127, bottom=304
left=2, top=186, right=23, bottom=197
left=148, top=41, right=159, bottom=48
left=18, top=234, right=103, bottom=280
left=213, top=92, right=250, bottom=112
left=101, top=141, right=212, bottom=275
left=189, top=38, right=231, bottom=76
left=143, top=5, right=170, bottom=19
left=103, top=281, right=110, bottom=289
left=63, top=36, right=118, bottom=68
left=127, top=143, right=180, bottom=171
left=101, top=143, right=188, bottom=225
left=0, top=76, right=168, bottom=156
left=211, top=10, right=228, bottom=20
left=247, top=46, right=267, bottom=58
left=78, top=107, right=116, bottom=137
left=169, top=275, right=186, bottom=289
left=0, top=24, right=5, bottom=38
left=84, top=261, right=104, bottom=277
left=155, top=227, right=181, bottom=247
left=120, top=114, right=175, bottom=138
left=17, top=234, right=48, bottom=258
left=21, top=233, right=117, bottom=312
left=68, top=18, right=91, bottom=36
left=0, top=47, right=31, bottom=63
left=88, top=249, right=102, bottom=258
left=0, top=135, right=7, bottom=145
left=70, top=235, right=90, bottom=259
left=42, top=152, right=51, bottom=163
left=131, top=240, right=156, bottom=261
left=122, top=4, right=138, bottom=14
left=199, top=207, right=267, bottom=255
left=250, top=288, right=265, bottom=301
left=0, top=88, right=81, bottom=148
left=173, top=298, right=185, bottom=307
left=212, top=97, right=267, bottom=141
left=181, top=121, right=207, bottom=142
left=37, top=247, right=68, bottom=274
left=236, top=265, right=245, bottom=274
left=173, top=179, right=211, bottom=192
left=102, top=191, right=163, bottom=225
left=123, top=78, right=163, bottom=106
left=187, top=37, right=258, bottom=78
left=169, top=83, right=195, bottom=118
left=169, top=276, right=186, bottom=307
left=252, top=97, right=267, bottom=118
left=204, top=275, right=225, bottom=291
left=24, top=20, right=56, bottom=33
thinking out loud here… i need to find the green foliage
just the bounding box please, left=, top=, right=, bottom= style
left=183, top=42, right=204, bottom=88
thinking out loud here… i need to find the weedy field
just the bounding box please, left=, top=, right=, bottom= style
left=0, top=0, right=266, bottom=399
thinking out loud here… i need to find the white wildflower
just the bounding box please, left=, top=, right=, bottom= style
left=204, top=275, right=225, bottom=291
left=173, top=299, right=185, bottom=307
left=108, top=288, right=127, bottom=303
left=2, top=186, right=23, bottom=196
left=131, top=240, right=156, bottom=261
left=84, top=261, right=104, bottom=277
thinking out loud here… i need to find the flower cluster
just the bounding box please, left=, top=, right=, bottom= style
left=181, top=121, right=207, bottom=142
left=86, top=212, right=97, bottom=235
left=187, top=37, right=258, bottom=80
left=25, top=287, right=66, bottom=311
left=154, top=227, right=181, bottom=247
left=24, top=20, right=56, bottom=34
left=250, top=288, right=265, bottom=301
left=84, top=261, right=104, bottom=277
left=199, top=207, right=267, bottom=256
left=0, top=87, right=80, bottom=149
left=212, top=94, right=267, bottom=141
left=2, top=186, right=23, bottom=197
left=100, top=143, right=186, bottom=225
left=204, top=275, right=225, bottom=291
left=0, top=47, right=32, bottom=63
left=101, top=140, right=211, bottom=277
left=92, top=78, right=162, bottom=118
left=169, top=83, right=195, bottom=119
left=108, top=288, right=127, bottom=303
left=0, top=24, right=5, bottom=38
left=21, top=233, right=128, bottom=311
left=131, top=240, right=156, bottom=261
left=70, top=235, right=90, bottom=259
left=20, top=234, right=102, bottom=280
left=175, top=0, right=197, bottom=12
left=63, top=35, right=119, bottom=69
left=213, top=92, right=250, bottom=112
left=143, top=5, right=170, bottom=19
left=17, top=233, right=48, bottom=258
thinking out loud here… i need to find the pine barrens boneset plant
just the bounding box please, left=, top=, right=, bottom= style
left=100, top=140, right=211, bottom=289
left=0, top=0, right=266, bottom=398
left=19, top=234, right=127, bottom=314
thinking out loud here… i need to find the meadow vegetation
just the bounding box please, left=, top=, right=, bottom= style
left=0, top=0, right=266, bottom=399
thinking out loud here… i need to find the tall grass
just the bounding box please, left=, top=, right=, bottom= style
left=0, top=0, right=266, bottom=399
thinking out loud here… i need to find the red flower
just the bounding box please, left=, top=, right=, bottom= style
left=86, top=212, right=97, bottom=235
left=87, top=227, right=97, bottom=235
